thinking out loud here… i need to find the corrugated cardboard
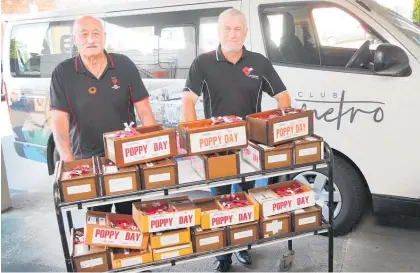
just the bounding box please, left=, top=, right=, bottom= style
left=56, top=157, right=100, bottom=203
left=226, top=221, right=259, bottom=246
left=139, top=158, right=178, bottom=190
left=84, top=211, right=149, bottom=250
left=152, top=242, right=193, bottom=261
left=191, top=151, right=240, bottom=180
left=191, top=226, right=225, bottom=253
left=294, top=135, right=324, bottom=165
left=150, top=228, right=191, bottom=249
left=178, top=119, right=248, bottom=156
left=292, top=205, right=322, bottom=232
left=132, top=197, right=201, bottom=233
left=103, top=124, right=177, bottom=168
left=110, top=245, right=153, bottom=269
left=242, top=141, right=293, bottom=170
left=260, top=213, right=291, bottom=238
left=248, top=180, right=315, bottom=216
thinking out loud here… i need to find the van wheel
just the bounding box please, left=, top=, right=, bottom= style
left=292, top=155, right=366, bottom=236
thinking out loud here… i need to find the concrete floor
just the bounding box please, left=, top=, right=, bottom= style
left=1, top=101, right=420, bottom=272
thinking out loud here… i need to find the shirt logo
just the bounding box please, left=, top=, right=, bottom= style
left=242, top=66, right=259, bottom=79
left=111, top=77, right=120, bottom=90
left=88, top=87, right=97, bottom=94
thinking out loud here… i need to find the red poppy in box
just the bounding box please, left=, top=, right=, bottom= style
left=219, top=194, right=251, bottom=209
left=274, top=182, right=304, bottom=197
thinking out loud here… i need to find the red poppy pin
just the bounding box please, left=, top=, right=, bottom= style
left=111, top=77, right=120, bottom=90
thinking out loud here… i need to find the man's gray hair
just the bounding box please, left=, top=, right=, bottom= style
left=218, top=8, right=248, bottom=28
left=73, top=15, right=105, bottom=35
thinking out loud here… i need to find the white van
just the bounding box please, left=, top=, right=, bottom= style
left=2, top=0, right=420, bottom=235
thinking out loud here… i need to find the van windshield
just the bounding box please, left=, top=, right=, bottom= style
left=372, top=0, right=420, bottom=48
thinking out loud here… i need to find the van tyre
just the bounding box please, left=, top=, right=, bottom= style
left=293, top=155, right=366, bottom=236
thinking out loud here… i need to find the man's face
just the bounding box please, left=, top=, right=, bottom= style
left=218, top=15, right=247, bottom=53
left=73, top=17, right=105, bottom=57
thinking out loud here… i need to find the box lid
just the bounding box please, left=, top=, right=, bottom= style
left=294, top=135, right=322, bottom=145
left=140, top=158, right=175, bottom=169
left=294, top=205, right=320, bottom=215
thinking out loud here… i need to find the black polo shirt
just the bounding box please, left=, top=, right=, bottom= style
left=183, top=45, right=287, bottom=119
left=50, top=51, right=149, bottom=159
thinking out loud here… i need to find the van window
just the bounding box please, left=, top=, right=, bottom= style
left=10, top=22, right=73, bottom=78
left=260, top=4, right=387, bottom=72
left=104, top=8, right=225, bottom=80
left=199, top=16, right=219, bottom=53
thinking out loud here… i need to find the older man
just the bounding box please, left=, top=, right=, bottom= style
left=50, top=16, right=156, bottom=214
left=182, top=8, right=291, bottom=272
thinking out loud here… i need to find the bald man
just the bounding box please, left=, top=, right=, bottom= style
left=182, top=9, right=290, bottom=272
left=50, top=16, right=156, bottom=214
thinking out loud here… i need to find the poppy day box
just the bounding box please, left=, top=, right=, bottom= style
left=246, top=108, right=314, bottom=146
left=178, top=116, right=248, bottom=156
left=103, top=124, right=177, bottom=168
left=241, top=141, right=293, bottom=170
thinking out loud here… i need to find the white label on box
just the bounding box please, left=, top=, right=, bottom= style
left=305, top=136, right=318, bottom=141
left=121, top=257, right=143, bottom=267
left=87, top=216, right=97, bottom=225
left=104, top=165, right=118, bottom=174
left=161, top=251, right=180, bottom=260
left=91, top=228, right=143, bottom=247
left=67, top=184, right=91, bottom=195
left=149, top=173, right=171, bottom=183
left=191, top=156, right=205, bottom=179
left=189, top=126, right=247, bottom=153
left=299, top=216, right=316, bottom=225
left=99, top=217, right=106, bottom=225
left=80, top=258, right=103, bottom=269
left=267, top=220, right=282, bottom=234
left=148, top=210, right=196, bottom=232
left=299, top=147, right=317, bottom=157
left=268, top=154, right=287, bottom=163
left=209, top=206, right=255, bottom=228
left=234, top=229, right=253, bottom=240
left=242, top=145, right=261, bottom=169
left=122, top=135, right=171, bottom=164
left=273, top=117, right=309, bottom=142
left=199, top=236, right=219, bottom=246
left=263, top=191, right=315, bottom=216
left=109, top=177, right=133, bottom=193
left=160, top=234, right=180, bottom=246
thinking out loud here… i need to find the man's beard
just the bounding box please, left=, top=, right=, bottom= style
left=221, top=44, right=241, bottom=53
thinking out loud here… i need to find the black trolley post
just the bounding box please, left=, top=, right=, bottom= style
left=53, top=142, right=335, bottom=273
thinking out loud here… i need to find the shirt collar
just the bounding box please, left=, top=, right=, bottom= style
left=74, top=50, right=115, bottom=74
left=216, top=44, right=249, bottom=63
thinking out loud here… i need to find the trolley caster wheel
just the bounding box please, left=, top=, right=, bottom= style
left=277, top=250, right=294, bottom=271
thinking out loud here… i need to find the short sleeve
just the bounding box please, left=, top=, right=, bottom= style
left=50, top=65, right=69, bottom=112
left=262, top=58, right=287, bottom=97
left=183, top=57, right=204, bottom=96
left=124, top=55, right=149, bottom=102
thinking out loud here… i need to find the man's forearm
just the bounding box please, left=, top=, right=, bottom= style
left=134, top=100, right=156, bottom=126
left=182, top=99, right=197, bottom=122
left=51, top=115, right=74, bottom=162
left=275, top=91, right=291, bottom=108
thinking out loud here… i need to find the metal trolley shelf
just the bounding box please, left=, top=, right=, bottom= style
left=54, top=143, right=335, bottom=272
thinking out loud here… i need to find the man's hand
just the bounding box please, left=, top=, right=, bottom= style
left=51, top=110, right=74, bottom=162
left=182, top=91, right=199, bottom=122
left=134, top=98, right=156, bottom=126
left=274, top=91, right=291, bottom=108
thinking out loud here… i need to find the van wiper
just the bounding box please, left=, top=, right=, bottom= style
left=356, top=0, right=371, bottom=11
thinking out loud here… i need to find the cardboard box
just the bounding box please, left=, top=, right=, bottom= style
left=294, top=135, right=324, bottom=165
left=71, top=228, right=110, bottom=272
left=150, top=228, right=191, bottom=249
left=178, top=118, right=248, bottom=156
left=246, top=109, right=314, bottom=146
left=191, top=226, right=226, bottom=253
left=103, top=124, right=177, bottom=168
left=242, top=141, right=293, bottom=170
left=84, top=211, right=149, bottom=250
left=248, top=180, right=315, bottom=216
left=292, top=205, right=322, bottom=232
left=56, top=158, right=100, bottom=203
left=191, top=151, right=240, bottom=180
left=110, top=246, right=153, bottom=269
left=97, top=157, right=140, bottom=196
left=226, top=221, right=259, bottom=246
left=132, top=197, right=201, bottom=233
left=152, top=242, right=193, bottom=261
left=194, top=192, right=259, bottom=230
left=260, top=213, right=291, bottom=239
left=139, top=158, right=178, bottom=190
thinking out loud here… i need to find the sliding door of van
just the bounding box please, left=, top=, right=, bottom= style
left=103, top=1, right=241, bottom=128
left=249, top=0, right=420, bottom=233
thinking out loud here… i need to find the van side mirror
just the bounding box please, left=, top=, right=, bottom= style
left=374, top=43, right=410, bottom=76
